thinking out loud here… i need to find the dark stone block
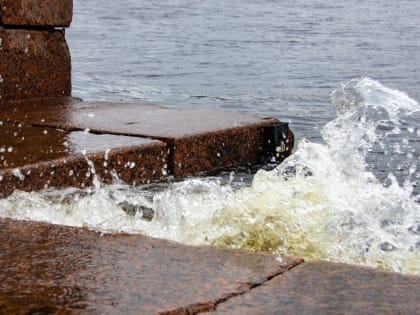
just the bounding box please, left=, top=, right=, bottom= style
left=0, top=29, right=71, bottom=103
left=0, top=0, right=73, bottom=27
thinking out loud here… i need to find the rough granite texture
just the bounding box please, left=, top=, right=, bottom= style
left=0, top=218, right=303, bottom=314
left=0, top=29, right=71, bottom=103
left=0, top=98, right=294, bottom=177
left=0, top=121, right=167, bottom=198
left=0, top=0, right=73, bottom=27
left=211, top=261, right=420, bottom=315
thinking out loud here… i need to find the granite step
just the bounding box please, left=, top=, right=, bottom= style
left=210, top=261, right=420, bottom=314
left=1, top=218, right=419, bottom=314
left=0, top=97, right=293, bottom=194
left=0, top=120, right=167, bottom=198
left=0, top=218, right=302, bottom=314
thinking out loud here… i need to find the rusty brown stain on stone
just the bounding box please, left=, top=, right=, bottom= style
left=0, top=0, right=73, bottom=27
left=0, top=29, right=71, bottom=103
left=0, top=218, right=302, bottom=314
left=0, top=121, right=167, bottom=198
left=0, top=99, right=294, bottom=177
left=211, top=261, right=420, bottom=314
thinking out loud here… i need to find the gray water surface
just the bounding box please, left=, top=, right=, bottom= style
left=67, top=0, right=420, bottom=142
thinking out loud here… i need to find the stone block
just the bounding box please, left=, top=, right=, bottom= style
left=0, top=99, right=294, bottom=177
left=0, top=0, right=73, bottom=27
left=0, top=121, right=167, bottom=198
left=0, top=29, right=71, bottom=103
left=0, top=218, right=303, bottom=313
left=211, top=261, right=420, bottom=314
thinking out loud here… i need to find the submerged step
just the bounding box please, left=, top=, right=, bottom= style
left=0, top=121, right=167, bottom=198
left=1, top=97, right=294, bottom=178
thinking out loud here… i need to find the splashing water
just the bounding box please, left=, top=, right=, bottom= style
left=0, top=78, right=419, bottom=274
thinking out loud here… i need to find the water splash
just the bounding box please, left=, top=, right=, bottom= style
left=0, top=78, right=419, bottom=274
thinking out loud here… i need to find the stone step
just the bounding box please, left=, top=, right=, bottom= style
left=1, top=218, right=419, bottom=314
left=0, top=0, right=73, bottom=27
left=1, top=97, right=293, bottom=183
left=210, top=261, right=420, bottom=314
left=0, top=121, right=167, bottom=198
left=0, top=218, right=303, bottom=314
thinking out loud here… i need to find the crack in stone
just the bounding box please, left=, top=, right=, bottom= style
left=158, top=258, right=305, bottom=315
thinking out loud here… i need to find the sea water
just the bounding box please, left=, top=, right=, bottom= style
left=1, top=0, right=419, bottom=274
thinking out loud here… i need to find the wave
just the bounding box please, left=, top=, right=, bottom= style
left=1, top=78, right=419, bottom=274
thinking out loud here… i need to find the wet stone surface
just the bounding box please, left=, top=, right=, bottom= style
left=0, top=218, right=303, bottom=314
left=0, top=0, right=73, bottom=27
left=0, top=98, right=294, bottom=177
left=0, top=29, right=71, bottom=103
left=0, top=121, right=167, bottom=198
left=211, top=261, right=420, bottom=314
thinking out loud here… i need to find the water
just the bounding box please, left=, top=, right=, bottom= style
left=66, top=0, right=420, bottom=141
left=1, top=0, right=420, bottom=274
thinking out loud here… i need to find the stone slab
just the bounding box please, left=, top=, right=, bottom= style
left=211, top=261, right=420, bottom=314
left=0, top=218, right=303, bottom=314
left=0, top=97, right=294, bottom=177
left=0, top=121, right=167, bottom=198
left=0, top=29, right=71, bottom=103
left=0, top=0, right=72, bottom=27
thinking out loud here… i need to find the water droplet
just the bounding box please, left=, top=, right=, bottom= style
left=12, top=168, right=25, bottom=181
left=104, top=148, right=111, bottom=161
